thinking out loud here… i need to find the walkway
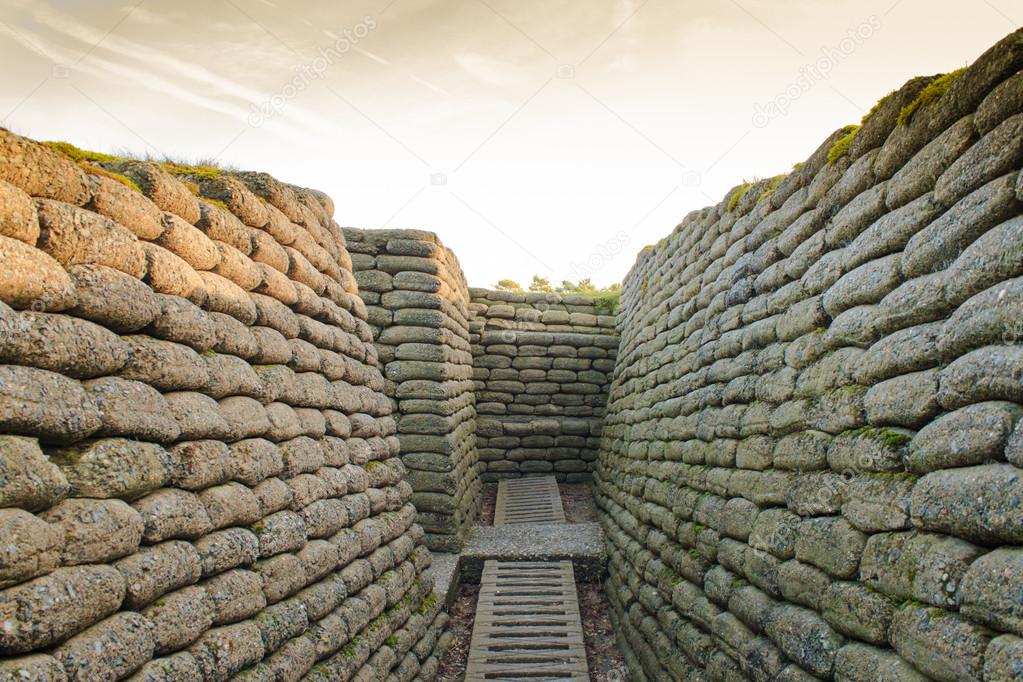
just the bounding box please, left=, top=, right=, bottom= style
left=464, top=476, right=590, bottom=680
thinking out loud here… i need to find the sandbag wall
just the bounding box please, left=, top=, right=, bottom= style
left=343, top=229, right=481, bottom=553
left=0, top=131, right=450, bottom=682
left=596, top=29, right=1023, bottom=682
left=469, top=289, right=618, bottom=481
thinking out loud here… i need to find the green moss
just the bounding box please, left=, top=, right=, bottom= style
left=731, top=578, right=748, bottom=589
left=77, top=163, right=142, bottom=193
left=846, top=426, right=911, bottom=449
left=202, top=197, right=230, bottom=211
left=928, top=607, right=949, bottom=618
left=200, top=348, right=217, bottom=358
left=897, top=68, right=967, bottom=126
left=688, top=548, right=703, bottom=561
left=43, top=141, right=120, bottom=163
left=861, top=91, right=895, bottom=125
left=757, top=174, right=786, bottom=203
left=365, top=461, right=381, bottom=472
left=417, top=593, right=438, bottom=614
left=726, top=182, right=753, bottom=213
left=384, top=635, right=398, bottom=647
left=827, top=125, right=861, bottom=165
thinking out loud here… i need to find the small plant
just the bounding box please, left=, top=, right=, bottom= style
left=897, top=68, right=967, bottom=126
left=592, top=290, right=621, bottom=315
left=827, top=125, right=861, bottom=164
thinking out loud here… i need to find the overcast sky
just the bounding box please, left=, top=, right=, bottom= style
left=1, top=0, right=1018, bottom=288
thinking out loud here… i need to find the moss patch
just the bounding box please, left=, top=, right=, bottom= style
left=726, top=182, right=753, bottom=213
left=827, top=125, right=861, bottom=165
left=897, top=68, right=966, bottom=126
left=201, top=197, right=230, bottom=211
left=43, top=141, right=120, bottom=163
left=757, top=174, right=786, bottom=203
left=78, top=163, right=142, bottom=193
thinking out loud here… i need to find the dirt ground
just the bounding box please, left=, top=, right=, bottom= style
left=435, top=583, right=480, bottom=681
left=478, top=483, right=496, bottom=526
left=578, top=579, right=631, bottom=681
left=559, top=482, right=599, bottom=523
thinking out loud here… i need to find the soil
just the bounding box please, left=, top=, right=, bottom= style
left=479, top=483, right=496, bottom=526
left=559, top=482, right=599, bottom=523
left=436, top=583, right=480, bottom=681
left=578, top=579, right=631, bottom=682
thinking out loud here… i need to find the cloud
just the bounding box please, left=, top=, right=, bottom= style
left=11, top=3, right=352, bottom=142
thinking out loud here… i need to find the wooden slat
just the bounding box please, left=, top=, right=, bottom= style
left=466, top=560, right=589, bottom=681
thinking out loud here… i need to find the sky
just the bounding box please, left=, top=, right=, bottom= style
left=0, top=1, right=1018, bottom=288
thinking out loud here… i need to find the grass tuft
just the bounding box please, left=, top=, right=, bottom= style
left=159, top=160, right=225, bottom=180
left=827, top=125, right=861, bottom=164
left=897, top=68, right=967, bottom=126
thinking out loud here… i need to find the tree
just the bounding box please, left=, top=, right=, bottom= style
left=529, top=275, right=553, bottom=293
left=494, top=279, right=523, bottom=292
left=556, top=278, right=596, bottom=294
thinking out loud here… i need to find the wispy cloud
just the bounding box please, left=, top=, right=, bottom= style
left=11, top=2, right=350, bottom=143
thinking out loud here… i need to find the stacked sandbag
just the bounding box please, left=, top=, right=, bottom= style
left=468, top=289, right=618, bottom=481
left=0, top=131, right=450, bottom=682
left=343, top=229, right=481, bottom=552
left=595, top=28, right=1023, bottom=681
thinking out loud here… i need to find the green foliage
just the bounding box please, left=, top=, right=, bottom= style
left=528, top=275, right=553, bottom=292
left=592, top=289, right=621, bottom=315
left=43, top=141, right=120, bottom=163
left=827, top=125, right=861, bottom=164
left=726, top=182, right=753, bottom=212
left=494, top=278, right=523, bottom=292
left=897, top=68, right=967, bottom=126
